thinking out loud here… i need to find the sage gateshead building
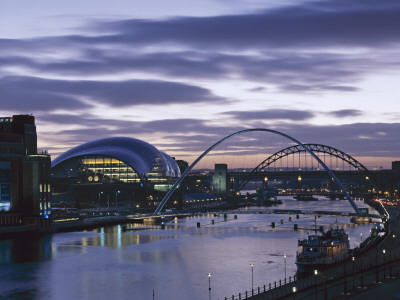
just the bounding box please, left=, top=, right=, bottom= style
left=51, top=137, right=181, bottom=192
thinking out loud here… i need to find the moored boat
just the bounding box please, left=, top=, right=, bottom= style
left=296, top=227, right=349, bottom=275
left=294, top=194, right=318, bottom=201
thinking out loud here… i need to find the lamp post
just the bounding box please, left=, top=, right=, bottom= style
left=314, top=269, right=318, bottom=300
left=284, top=254, right=287, bottom=282
left=98, top=191, right=103, bottom=210
left=292, top=286, right=297, bottom=300
left=250, top=263, right=254, bottom=293
left=360, top=233, right=363, bottom=243
left=352, top=256, right=355, bottom=290
left=208, top=273, right=211, bottom=300
left=391, top=234, right=396, bottom=277
left=116, top=190, right=120, bottom=208
left=383, top=249, right=386, bottom=279
left=68, top=168, right=73, bottom=184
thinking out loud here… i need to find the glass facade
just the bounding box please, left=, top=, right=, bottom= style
left=39, top=182, right=52, bottom=217
left=80, top=155, right=141, bottom=183
left=77, top=155, right=173, bottom=185
left=51, top=137, right=180, bottom=188
left=0, top=162, right=11, bottom=211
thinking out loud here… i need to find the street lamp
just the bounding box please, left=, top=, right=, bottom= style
left=383, top=249, right=386, bottom=278
left=292, top=286, right=297, bottom=300
left=68, top=168, right=73, bottom=183
left=352, top=256, right=355, bottom=290
left=250, top=263, right=254, bottom=293
left=314, top=269, right=318, bottom=300
left=360, top=233, right=363, bottom=243
left=98, top=191, right=103, bottom=210
left=116, top=190, right=120, bottom=207
left=208, top=273, right=211, bottom=300
left=391, top=234, right=396, bottom=277
left=284, top=254, right=287, bottom=282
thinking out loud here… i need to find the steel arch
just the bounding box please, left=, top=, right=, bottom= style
left=236, top=143, right=369, bottom=191
left=153, top=129, right=361, bottom=216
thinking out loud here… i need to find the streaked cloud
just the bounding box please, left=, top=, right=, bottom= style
left=2, top=0, right=399, bottom=167
left=222, top=109, right=314, bottom=121
left=0, top=76, right=225, bottom=111
left=327, top=109, right=363, bottom=117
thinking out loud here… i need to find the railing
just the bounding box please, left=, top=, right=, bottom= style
left=222, top=229, right=400, bottom=300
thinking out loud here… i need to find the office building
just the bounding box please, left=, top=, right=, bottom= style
left=0, top=115, right=51, bottom=229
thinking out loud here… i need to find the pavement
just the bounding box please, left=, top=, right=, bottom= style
left=346, top=277, right=400, bottom=299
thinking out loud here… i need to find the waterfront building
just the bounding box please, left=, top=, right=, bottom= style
left=0, top=115, right=51, bottom=229
left=183, top=193, right=221, bottom=209
left=51, top=137, right=181, bottom=207
left=212, top=163, right=227, bottom=195
left=52, top=137, right=180, bottom=187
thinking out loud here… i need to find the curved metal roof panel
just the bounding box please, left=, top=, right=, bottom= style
left=52, top=137, right=180, bottom=178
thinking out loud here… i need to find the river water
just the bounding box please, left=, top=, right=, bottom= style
left=0, top=198, right=378, bottom=300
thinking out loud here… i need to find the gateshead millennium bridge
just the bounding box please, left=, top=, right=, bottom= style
left=154, top=128, right=366, bottom=215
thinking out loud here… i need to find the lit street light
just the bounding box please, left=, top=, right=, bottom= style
left=98, top=191, right=103, bottom=210
left=284, top=254, right=287, bottom=282
left=250, top=263, right=254, bottom=293
left=208, top=273, right=211, bottom=300
left=116, top=190, right=120, bottom=207
left=314, top=269, right=318, bottom=300
left=292, top=286, right=297, bottom=300
left=383, top=249, right=386, bottom=278
left=352, top=256, right=355, bottom=290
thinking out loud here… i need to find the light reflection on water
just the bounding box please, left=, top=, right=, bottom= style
left=0, top=199, right=378, bottom=300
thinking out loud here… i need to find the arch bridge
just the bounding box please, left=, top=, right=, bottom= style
left=154, top=129, right=363, bottom=216
left=235, top=143, right=371, bottom=192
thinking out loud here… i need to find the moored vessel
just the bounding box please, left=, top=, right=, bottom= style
left=296, top=226, right=349, bottom=275
left=294, top=194, right=318, bottom=201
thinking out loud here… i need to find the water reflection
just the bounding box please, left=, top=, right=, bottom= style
left=58, top=224, right=181, bottom=249
left=0, top=234, right=52, bottom=264
left=0, top=199, right=380, bottom=300
left=0, top=234, right=52, bottom=300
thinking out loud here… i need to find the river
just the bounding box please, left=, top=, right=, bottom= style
left=0, top=198, right=378, bottom=300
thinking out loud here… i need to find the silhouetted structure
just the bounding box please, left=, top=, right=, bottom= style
left=212, top=163, right=227, bottom=195
left=0, top=115, right=51, bottom=230
left=51, top=137, right=181, bottom=208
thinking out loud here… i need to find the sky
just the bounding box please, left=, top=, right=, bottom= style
left=1, top=0, right=399, bottom=169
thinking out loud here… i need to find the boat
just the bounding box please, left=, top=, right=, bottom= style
left=254, top=186, right=282, bottom=205
left=296, top=226, right=349, bottom=275
left=294, top=194, right=318, bottom=201
left=350, top=216, right=372, bottom=224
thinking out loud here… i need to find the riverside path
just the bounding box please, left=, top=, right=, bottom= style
left=223, top=205, right=400, bottom=300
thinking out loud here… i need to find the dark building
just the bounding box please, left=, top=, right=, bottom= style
left=393, top=161, right=400, bottom=176
left=0, top=115, right=51, bottom=229
left=175, top=159, right=189, bottom=174
left=212, top=163, right=228, bottom=195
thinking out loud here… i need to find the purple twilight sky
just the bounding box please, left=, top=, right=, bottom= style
left=1, top=0, right=399, bottom=168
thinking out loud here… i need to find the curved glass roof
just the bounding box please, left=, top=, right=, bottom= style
left=52, top=137, right=180, bottom=179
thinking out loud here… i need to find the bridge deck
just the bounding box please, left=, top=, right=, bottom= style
left=226, top=209, right=381, bottom=218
